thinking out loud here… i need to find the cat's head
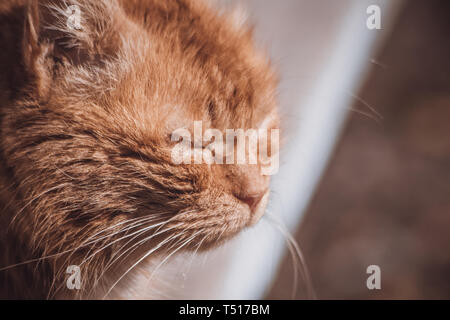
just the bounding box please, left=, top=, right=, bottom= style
left=1, top=0, right=279, bottom=296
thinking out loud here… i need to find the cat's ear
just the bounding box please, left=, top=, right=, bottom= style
left=21, top=0, right=118, bottom=98
left=22, top=0, right=52, bottom=98
left=22, top=1, right=40, bottom=71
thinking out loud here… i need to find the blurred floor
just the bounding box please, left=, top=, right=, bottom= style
left=267, top=0, right=450, bottom=299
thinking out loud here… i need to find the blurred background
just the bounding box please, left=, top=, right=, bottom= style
left=267, top=0, right=450, bottom=299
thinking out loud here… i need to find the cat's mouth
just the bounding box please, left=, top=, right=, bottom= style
left=177, top=189, right=270, bottom=250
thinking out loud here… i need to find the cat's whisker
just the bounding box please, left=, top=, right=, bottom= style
left=82, top=215, right=160, bottom=242
left=188, top=231, right=209, bottom=269
left=47, top=214, right=172, bottom=298
left=0, top=218, right=142, bottom=272
left=348, top=92, right=383, bottom=122
left=185, top=228, right=216, bottom=276
left=90, top=210, right=197, bottom=288
left=8, top=183, right=69, bottom=230
left=79, top=220, right=168, bottom=267
left=349, top=107, right=383, bottom=123
left=46, top=216, right=163, bottom=298
left=102, top=231, right=186, bottom=299
left=102, top=210, right=198, bottom=271
left=145, top=230, right=203, bottom=287
left=264, top=211, right=316, bottom=300
left=88, top=222, right=186, bottom=296
left=64, top=216, right=158, bottom=258
left=99, top=210, right=202, bottom=299
left=102, top=221, right=184, bottom=274
left=217, top=225, right=228, bottom=243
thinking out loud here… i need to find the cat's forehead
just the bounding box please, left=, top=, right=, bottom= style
left=104, top=50, right=277, bottom=136
left=55, top=0, right=279, bottom=137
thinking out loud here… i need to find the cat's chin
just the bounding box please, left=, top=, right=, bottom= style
left=190, top=191, right=271, bottom=251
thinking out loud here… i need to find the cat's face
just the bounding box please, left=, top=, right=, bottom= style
left=1, top=0, right=278, bottom=296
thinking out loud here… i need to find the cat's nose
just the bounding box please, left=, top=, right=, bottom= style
left=230, top=165, right=270, bottom=212
left=234, top=191, right=267, bottom=212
